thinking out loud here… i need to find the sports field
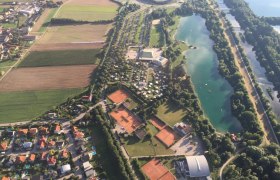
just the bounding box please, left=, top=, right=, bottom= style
left=141, top=159, right=175, bottom=180
left=57, top=0, right=118, bottom=22
left=157, top=101, right=187, bottom=126
left=19, top=49, right=99, bottom=67
left=155, top=126, right=179, bottom=147
left=0, top=65, right=96, bottom=92
left=109, top=107, right=143, bottom=134
left=0, top=88, right=83, bottom=123
left=108, top=89, right=130, bottom=104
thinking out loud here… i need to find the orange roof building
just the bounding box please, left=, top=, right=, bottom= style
left=61, top=149, right=69, bottom=159
left=16, top=155, right=26, bottom=164
left=29, top=128, right=38, bottom=136
left=41, top=151, right=48, bottom=160
left=38, top=136, right=47, bottom=149
left=1, top=176, right=10, bottom=180
left=40, top=127, right=49, bottom=134
left=47, top=156, right=57, bottom=166
left=17, top=129, right=28, bottom=136
left=0, top=141, right=8, bottom=151
left=29, top=154, right=36, bottom=162
left=54, top=124, right=61, bottom=134
left=74, top=131, right=84, bottom=139
left=48, top=140, right=56, bottom=148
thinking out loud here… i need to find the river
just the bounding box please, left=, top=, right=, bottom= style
left=175, top=15, right=242, bottom=133
left=244, top=0, right=280, bottom=17
left=217, top=1, right=280, bottom=119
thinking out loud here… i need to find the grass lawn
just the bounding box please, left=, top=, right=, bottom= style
left=123, top=123, right=174, bottom=157
left=124, top=98, right=139, bottom=110
left=149, top=24, right=165, bottom=47
left=39, top=8, right=58, bottom=33
left=0, top=88, right=84, bottom=123
left=57, top=5, right=117, bottom=21
left=156, top=101, right=187, bottom=126
left=19, top=49, right=100, bottom=67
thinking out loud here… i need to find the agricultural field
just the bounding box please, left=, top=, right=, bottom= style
left=19, top=49, right=99, bottom=67
left=0, top=0, right=31, bottom=2
left=31, top=8, right=58, bottom=33
left=0, top=65, right=96, bottom=92
left=57, top=0, right=118, bottom=22
left=156, top=101, right=187, bottom=126
left=0, top=88, right=83, bottom=123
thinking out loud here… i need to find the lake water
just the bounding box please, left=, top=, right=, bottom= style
left=244, top=0, right=280, bottom=17
left=175, top=15, right=242, bottom=132
left=218, top=2, right=280, bottom=119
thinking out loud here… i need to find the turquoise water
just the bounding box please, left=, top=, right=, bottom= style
left=175, top=15, right=242, bottom=132
left=244, top=0, right=280, bottom=17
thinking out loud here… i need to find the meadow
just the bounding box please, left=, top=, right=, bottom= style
left=0, top=88, right=83, bottom=123
left=19, top=49, right=99, bottom=67
left=57, top=5, right=117, bottom=21
left=149, top=24, right=165, bottom=47
left=156, top=101, right=187, bottom=126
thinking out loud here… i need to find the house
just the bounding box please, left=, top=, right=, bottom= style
left=61, top=149, right=69, bottom=159
left=6, top=130, right=15, bottom=137
left=82, top=94, right=92, bottom=102
left=56, top=141, right=64, bottom=149
left=60, top=164, right=71, bottom=174
left=77, top=145, right=87, bottom=154
left=47, top=156, right=56, bottom=166
left=41, top=151, right=48, bottom=161
left=48, top=140, right=56, bottom=149
left=81, top=152, right=93, bottom=162
left=0, top=141, right=8, bottom=152
left=23, top=142, right=33, bottom=150
left=54, top=124, right=61, bottom=134
left=1, top=176, right=11, bottom=180
left=29, top=154, right=36, bottom=163
left=40, top=127, right=49, bottom=135
left=29, top=128, right=38, bottom=137
left=0, top=35, right=9, bottom=43
left=85, top=169, right=97, bottom=178
left=174, top=122, right=192, bottom=136
left=74, top=131, right=84, bottom=140
left=16, top=155, right=26, bottom=164
left=83, top=161, right=93, bottom=171
left=18, top=129, right=28, bottom=136
left=22, top=35, right=36, bottom=42
left=38, top=136, right=47, bottom=150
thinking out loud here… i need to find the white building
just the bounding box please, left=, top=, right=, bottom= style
left=138, top=48, right=168, bottom=66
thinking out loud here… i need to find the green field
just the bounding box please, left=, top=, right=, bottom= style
left=0, top=88, right=83, bottom=123
left=149, top=24, right=165, bottom=47
left=19, top=49, right=100, bottom=67
left=57, top=5, right=117, bottom=21
left=39, top=8, right=58, bottom=32
left=123, top=123, right=173, bottom=156
left=157, top=101, right=187, bottom=126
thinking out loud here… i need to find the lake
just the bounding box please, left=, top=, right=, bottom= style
left=175, top=15, right=242, bottom=132
left=244, top=0, right=280, bottom=17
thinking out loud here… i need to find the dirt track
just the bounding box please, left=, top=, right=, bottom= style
left=0, top=65, right=96, bottom=92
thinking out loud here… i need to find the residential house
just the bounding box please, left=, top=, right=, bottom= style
left=83, top=161, right=93, bottom=172
left=47, top=156, right=56, bottom=166
left=85, top=169, right=97, bottom=178
left=17, top=129, right=28, bottom=136
left=39, top=127, right=49, bottom=135
left=1, top=176, right=11, bottom=180
left=56, top=141, right=64, bottom=149
left=23, top=142, right=33, bottom=150
left=48, top=140, right=56, bottom=149
left=16, top=155, right=26, bottom=164
left=73, top=131, right=84, bottom=140
left=29, top=154, right=36, bottom=163
left=0, top=141, right=8, bottom=152
left=0, top=35, right=9, bottom=43
left=41, top=151, right=48, bottom=161
left=29, top=128, right=38, bottom=137
left=60, top=164, right=71, bottom=174
left=38, top=136, right=47, bottom=150
left=6, top=130, right=15, bottom=138
left=22, top=35, right=36, bottom=42
left=61, top=149, right=69, bottom=159
left=81, top=152, right=93, bottom=162
left=54, top=124, right=61, bottom=134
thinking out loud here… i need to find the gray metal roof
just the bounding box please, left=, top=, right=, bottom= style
left=185, top=155, right=210, bottom=177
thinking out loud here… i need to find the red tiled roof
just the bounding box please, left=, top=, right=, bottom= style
left=41, top=152, right=48, bottom=160
left=29, top=128, right=38, bottom=136
left=48, top=140, right=56, bottom=147
left=16, top=155, right=26, bottom=163
left=40, top=127, right=49, bottom=134
left=29, top=154, right=36, bottom=162
left=61, top=149, right=69, bottom=158
left=48, top=156, right=56, bottom=165
left=1, top=176, right=10, bottom=180
left=18, top=129, right=28, bottom=135
left=54, top=124, right=61, bottom=132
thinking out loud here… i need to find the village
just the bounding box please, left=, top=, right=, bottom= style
left=0, top=0, right=62, bottom=63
